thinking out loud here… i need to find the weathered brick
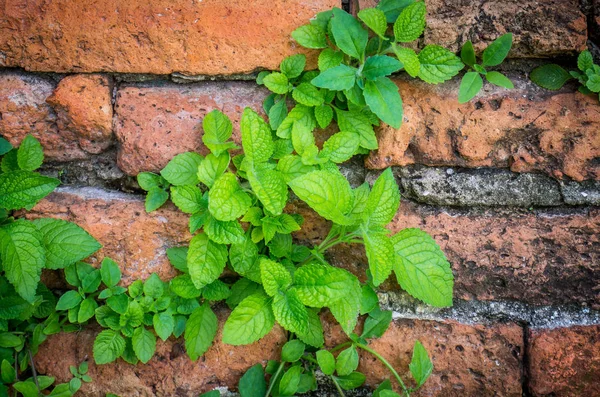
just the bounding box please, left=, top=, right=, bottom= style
left=114, top=81, right=267, bottom=175
left=34, top=307, right=287, bottom=396
left=359, top=0, right=587, bottom=57
left=27, top=188, right=191, bottom=285
left=0, top=0, right=339, bottom=75
left=366, top=77, right=600, bottom=181
left=528, top=325, right=600, bottom=396
left=0, top=72, right=113, bottom=160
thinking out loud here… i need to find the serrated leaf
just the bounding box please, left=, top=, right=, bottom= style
left=197, top=152, right=230, bottom=188
left=331, top=7, right=368, bottom=59
left=335, top=372, right=366, bottom=390
left=202, top=279, right=230, bottom=301
left=0, top=220, right=45, bottom=302
left=269, top=98, right=288, bottom=131
left=145, top=188, right=169, bottom=212
left=486, top=71, right=514, bottom=89
left=229, top=236, right=261, bottom=283
left=143, top=273, right=164, bottom=298
left=288, top=169, right=353, bottom=225
left=418, top=45, right=464, bottom=84
left=361, top=308, right=392, bottom=339
left=530, top=64, right=571, bottom=90
left=458, top=72, right=483, bottom=103
left=586, top=74, right=600, bottom=92
left=293, top=263, right=357, bottom=307
left=185, top=303, right=218, bottom=360
left=32, top=218, right=101, bottom=269
left=137, top=172, right=164, bottom=191
left=394, top=46, right=420, bottom=77
left=362, top=230, right=395, bottom=287
left=0, top=170, right=59, bottom=210
left=336, top=109, right=378, bottom=150
left=167, top=247, right=188, bottom=273
left=317, top=349, right=336, bottom=375
left=360, top=284, right=379, bottom=315
left=263, top=72, right=290, bottom=95
left=187, top=233, right=228, bottom=288
left=222, top=291, right=275, bottom=345
left=279, top=365, right=302, bottom=396
left=241, top=108, right=274, bottom=163
left=277, top=155, right=315, bottom=183
left=247, top=166, right=288, bottom=216
left=239, top=364, right=267, bottom=397
left=281, top=54, right=306, bottom=79
left=132, top=327, right=156, bottom=364
left=272, top=289, right=309, bottom=335
left=202, top=109, right=237, bottom=156
left=311, top=65, right=357, bottom=91
left=336, top=346, right=359, bottom=376
left=393, top=1, right=426, bottom=42
left=282, top=339, right=305, bottom=362
left=170, top=274, right=202, bottom=299
left=1, top=150, right=19, bottom=173
left=364, top=168, right=400, bottom=226
left=363, top=56, right=402, bottom=80
left=171, top=185, right=205, bottom=214
left=358, top=8, right=388, bottom=38
left=318, top=49, right=344, bottom=71
left=460, top=41, right=476, bottom=67
left=410, top=341, right=433, bottom=387
left=56, top=290, right=82, bottom=310
left=93, top=329, right=126, bottom=364
left=391, top=228, right=453, bottom=307
left=260, top=258, right=292, bottom=296
left=292, top=24, right=327, bottom=49
left=321, top=131, right=360, bottom=163
left=160, top=152, right=203, bottom=186
left=377, top=0, right=414, bottom=23
left=100, top=257, right=121, bottom=288
left=204, top=216, right=245, bottom=245
left=276, top=104, right=316, bottom=140
left=364, top=76, right=403, bottom=128
left=578, top=50, right=594, bottom=72
left=296, top=309, right=324, bottom=348
left=227, top=278, right=261, bottom=309
left=314, top=105, right=334, bottom=129
left=17, top=135, right=44, bottom=171
left=293, top=83, right=324, bottom=107
left=208, top=173, right=251, bottom=221
left=482, top=33, right=512, bottom=67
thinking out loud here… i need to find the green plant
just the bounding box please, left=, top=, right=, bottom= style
left=458, top=34, right=514, bottom=103
left=530, top=50, right=600, bottom=98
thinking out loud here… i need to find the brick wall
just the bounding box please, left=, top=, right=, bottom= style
left=1, top=0, right=599, bottom=395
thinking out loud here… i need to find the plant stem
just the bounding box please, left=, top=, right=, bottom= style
left=329, top=341, right=352, bottom=354
left=355, top=343, right=410, bottom=397
left=331, top=375, right=346, bottom=397
left=28, top=349, right=40, bottom=392
left=264, top=361, right=285, bottom=397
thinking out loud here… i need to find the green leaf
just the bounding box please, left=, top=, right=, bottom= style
left=292, top=83, right=324, bottom=107
left=17, top=135, right=44, bottom=171
left=169, top=274, right=202, bottom=299
left=100, top=257, right=121, bottom=288
left=229, top=236, right=261, bottom=283
left=317, top=349, right=336, bottom=375
left=202, top=110, right=237, bottom=157
left=530, top=64, right=571, bottom=90
left=187, top=234, right=228, bottom=288
left=269, top=98, right=288, bottom=131
left=311, top=65, right=358, bottom=91
left=145, top=188, right=169, bottom=212
left=377, top=0, right=414, bottom=23
left=296, top=309, right=324, bottom=348
left=276, top=104, right=316, bottom=140
left=0, top=170, right=59, bottom=210
left=56, top=290, right=82, bottom=310
left=361, top=308, right=392, bottom=339
left=336, top=346, right=359, bottom=376
left=277, top=155, right=315, bottom=183
left=288, top=169, right=353, bottom=225
left=197, top=153, right=230, bottom=188
left=392, top=46, right=420, bottom=78
left=458, top=72, right=484, bottom=103
left=132, top=327, right=156, bottom=364
left=185, top=304, right=218, bottom=360
left=393, top=1, right=426, bottom=42
left=239, top=364, right=266, bottom=397
left=293, top=263, right=357, bottom=307
left=486, top=71, right=514, bottom=89
left=137, top=172, right=164, bottom=191
left=335, top=372, right=366, bottom=390
left=263, top=73, right=290, bottom=95
left=358, top=8, right=388, bottom=38
left=0, top=220, right=45, bottom=302
left=418, top=45, right=464, bottom=84
left=241, top=108, right=274, bottom=163
left=247, top=166, right=288, bottom=216
left=578, top=50, right=594, bottom=72
left=281, top=54, right=306, bottom=79
left=222, top=291, right=275, bottom=345
left=314, top=105, right=334, bottom=129
left=364, top=77, right=403, bottom=128
left=0, top=137, right=13, bottom=156
left=360, top=284, right=379, bottom=315
left=362, top=230, right=394, bottom=287
left=363, top=56, right=402, bottom=80
left=227, top=279, right=261, bottom=309
left=1, top=359, right=16, bottom=383
left=321, top=131, right=360, bottom=163
left=279, top=365, right=302, bottom=396
left=166, top=247, right=188, bottom=273
left=318, top=49, right=344, bottom=71
left=143, top=273, right=164, bottom=298
left=391, top=228, right=453, bottom=307
left=281, top=340, right=306, bottom=362
left=460, top=40, right=476, bottom=67
left=160, top=152, right=203, bottom=186
left=260, top=258, right=292, bottom=297
left=0, top=332, right=21, bottom=348
left=1, top=150, right=19, bottom=173
left=482, top=33, right=512, bottom=67
left=204, top=216, right=245, bottom=245
left=586, top=74, right=600, bottom=92
left=272, top=289, right=309, bottom=335
left=202, top=279, right=231, bottom=301
left=153, top=312, right=174, bottom=341
left=364, top=168, right=400, bottom=227
left=12, top=381, right=39, bottom=397
left=208, top=173, right=251, bottom=221
left=93, top=329, right=126, bottom=364
left=106, top=293, right=129, bottom=314
left=336, top=109, right=378, bottom=150
left=32, top=218, right=101, bottom=269
left=292, top=24, right=327, bottom=49
left=331, top=7, right=368, bottom=59
left=410, top=341, right=433, bottom=387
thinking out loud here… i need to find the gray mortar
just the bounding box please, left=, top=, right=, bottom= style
left=560, top=179, right=600, bottom=205
left=379, top=291, right=600, bottom=330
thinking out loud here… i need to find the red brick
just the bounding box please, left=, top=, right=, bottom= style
left=0, top=72, right=113, bottom=161
left=114, top=82, right=267, bottom=175
left=366, top=78, right=600, bottom=181
left=528, top=325, right=600, bottom=396
left=359, top=0, right=587, bottom=57
left=0, top=0, right=339, bottom=75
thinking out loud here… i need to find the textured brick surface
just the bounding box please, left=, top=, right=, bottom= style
left=0, top=72, right=113, bottom=160
left=360, top=0, right=587, bottom=57
left=366, top=78, right=600, bottom=181
left=528, top=325, right=600, bottom=396
left=0, top=0, right=339, bottom=75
